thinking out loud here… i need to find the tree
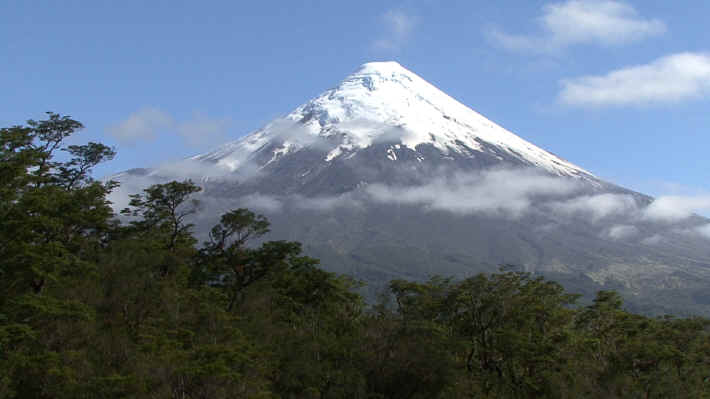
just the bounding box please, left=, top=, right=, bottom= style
left=0, top=113, right=118, bottom=398
left=448, top=272, right=577, bottom=398
left=364, top=277, right=458, bottom=399
left=0, top=113, right=116, bottom=296
left=121, top=180, right=201, bottom=247
left=5, top=113, right=710, bottom=399
left=267, top=255, right=367, bottom=398
left=193, top=209, right=273, bottom=310
left=56, top=142, right=115, bottom=190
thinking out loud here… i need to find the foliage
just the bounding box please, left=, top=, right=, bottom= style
left=2, top=114, right=710, bottom=398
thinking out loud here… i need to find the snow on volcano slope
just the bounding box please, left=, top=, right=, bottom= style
left=193, top=61, right=594, bottom=180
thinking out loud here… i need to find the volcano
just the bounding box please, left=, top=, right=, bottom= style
left=112, top=61, right=710, bottom=315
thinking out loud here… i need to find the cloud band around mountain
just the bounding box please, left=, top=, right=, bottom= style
left=108, top=164, right=710, bottom=247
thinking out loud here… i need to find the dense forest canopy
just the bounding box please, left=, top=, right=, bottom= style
left=2, top=113, right=710, bottom=398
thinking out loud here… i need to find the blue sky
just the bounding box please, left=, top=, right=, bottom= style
left=2, top=0, right=710, bottom=198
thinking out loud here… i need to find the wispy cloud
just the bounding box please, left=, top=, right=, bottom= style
left=604, top=224, right=639, bottom=240
left=106, top=158, right=246, bottom=212
left=487, top=0, right=665, bottom=54
left=372, top=9, right=417, bottom=52
left=107, top=163, right=710, bottom=247
left=641, top=234, right=663, bottom=245
left=547, top=191, right=710, bottom=225
left=239, top=193, right=284, bottom=213
left=107, top=108, right=231, bottom=147
left=559, top=53, right=710, bottom=107
left=220, top=169, right=581, bottom=218
left=229, top=192, right=363, bottom=214
left=548, top=193, right=637, bottom=221
left=642, top=195, right=710, bottom=222
left=151, top=159, right=239, bottom=181
left=176, top=112, right=230, bottom=147
left=695, top=224, right=710, bottom=239
left=365, top=169, right=581, bottom=218
left=106, top=107, right=173, bottom=144
left=293, top=194, right=363, bottom=212
left=106, top=174, right=162, bottom=211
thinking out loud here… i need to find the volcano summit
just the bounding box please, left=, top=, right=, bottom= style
left=186, top=61, right=595, bottom=188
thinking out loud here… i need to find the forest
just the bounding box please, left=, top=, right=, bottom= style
left=2, top=113, right=710, bottom=398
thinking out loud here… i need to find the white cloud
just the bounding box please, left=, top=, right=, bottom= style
left=107, top=108, right=232, bottom=148
left=563, top=52, right=710, bottom=106
left=365, top=168, right=580, bottom=218
left=176, top=113, right=230, bottom=147
left=223, top=193, right=363, bottom=214
left=262, top=118, right=332, bottom=150
left=105, top=158, right=253, bottom=213
left=549, top=193, right=637, bottom=221
left=488, top=0, right=665, bottom=53
left=293, top=194, right=363, bottom=212
left=151, top=159, right=239, bottom=181
left=560, top=53, right=710, bottom=107
left=105, top=174, right=162, bottom=212
left=695, top=224, right=710, bottom=239
left=605, top=224, right=638, bottom=240
left=106, top=107, right=173, bottom=144
left=186, top=168, right=582, bottom=218
left=239, top=193, right=284, bottom=213
left=641, top=234, right=663, bottom=245
left=105, top=160, right=710, bottom=248
left=372, top=9, right=417, bottom=52
left=642, top=195, right=710, bottom=222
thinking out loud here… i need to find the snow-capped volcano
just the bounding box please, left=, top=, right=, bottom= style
left=113, top=61, right=710, bottom=316
left=193, top=61, right=592, bottom=181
